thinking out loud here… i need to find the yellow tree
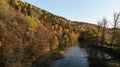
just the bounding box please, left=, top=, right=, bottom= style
left=58, top=26, right=62, bottom=35
left=55, top=24, right=58, bottom=30
left=63, top=35, right=69, bottom=42
left=52, top=36, right=59, bottom=49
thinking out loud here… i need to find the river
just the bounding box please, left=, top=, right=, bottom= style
left=50, top=44, right=112, bottom=67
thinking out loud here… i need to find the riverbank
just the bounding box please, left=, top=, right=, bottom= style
left=95, top=46, right=120, bottom=67
left=83, top=44, right=120, bottom=67
left=31, top=46, right=67, bottom=67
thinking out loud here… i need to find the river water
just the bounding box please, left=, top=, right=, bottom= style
left=50, top=44, right=112, bottom=67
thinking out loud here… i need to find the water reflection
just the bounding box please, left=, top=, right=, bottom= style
left=86, top=47, right=112, bottom=67
left=51, top=45, right=89, bottom=67
left=64, top=45, right=88, bottom=57
left=32, top=43, right=113, bottom=67
left=50, top=44, right=112, bottom=67
left=87, top=47, right=112, bottom=60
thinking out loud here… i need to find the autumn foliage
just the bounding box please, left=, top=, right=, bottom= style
left=0, top=0, right=120, bottom=67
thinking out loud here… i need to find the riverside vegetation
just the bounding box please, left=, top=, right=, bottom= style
left=0, top=0, right=120, bottom=67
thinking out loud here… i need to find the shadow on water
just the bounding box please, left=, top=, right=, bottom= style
left=86, top=47, right=112, bottom=67
left=32, top=43, right=113, bottom=67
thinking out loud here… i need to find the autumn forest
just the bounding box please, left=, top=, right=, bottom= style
left=0, top=0, right=120, bottom=67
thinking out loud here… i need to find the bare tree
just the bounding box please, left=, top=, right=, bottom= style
left=111, top=12, right=120, bottom=46
left=97, top=20, right=102, bottom=45
left=101, top=17, right=107, bottom=45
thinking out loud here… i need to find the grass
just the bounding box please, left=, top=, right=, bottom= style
left=106, top=60, right=120, bottom=67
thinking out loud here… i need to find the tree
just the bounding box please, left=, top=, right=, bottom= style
left=63, top=34, right=69, bottom=42
left=97, top=21, right=102, bottom=45
left=27, top=4, right=32, bottom=16
left=115, top=30, right=120, bottom=45
left=58, top=26, right=62, bottom=35
left=52, top=36, right=59, bottom=49
left=111, top=12, right=120, bottom=46
left=101, top=17, right=108, bottom=45
left=55, top=24, right=58, bottom=30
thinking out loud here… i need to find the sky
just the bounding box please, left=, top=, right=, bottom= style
left=21, top=0, right=120, bottom=26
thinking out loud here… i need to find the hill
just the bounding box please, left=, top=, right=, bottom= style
left=0, top=0, right=79, bottom=66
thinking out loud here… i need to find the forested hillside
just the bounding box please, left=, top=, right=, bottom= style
left=0, top=0, right=79, bottom=66
left=0, top=0, right=120, bottom=67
